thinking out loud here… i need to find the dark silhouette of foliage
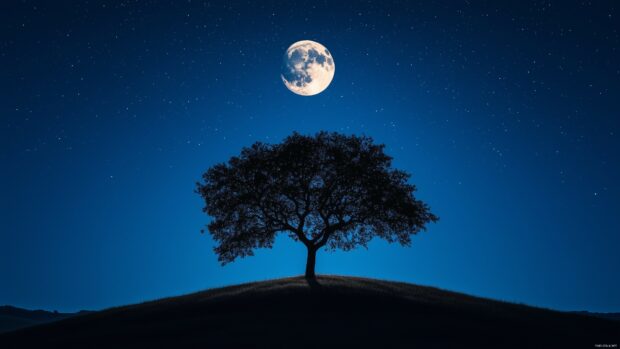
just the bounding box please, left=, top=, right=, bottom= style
left=196, top=131, right=438, bottom=278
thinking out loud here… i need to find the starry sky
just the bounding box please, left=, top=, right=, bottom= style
left=1, top=1, right=619, bottom=313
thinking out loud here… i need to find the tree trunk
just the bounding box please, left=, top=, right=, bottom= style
left=305, top=247, right=317, bottom=279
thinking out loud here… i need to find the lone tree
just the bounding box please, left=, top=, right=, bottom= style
left=196, top=132, right=438, bottom=279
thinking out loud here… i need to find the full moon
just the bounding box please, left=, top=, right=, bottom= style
left=281, top=40, right=335, bottom=96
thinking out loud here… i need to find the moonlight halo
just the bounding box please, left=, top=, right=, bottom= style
left=281, top=40, right=335, bottom=96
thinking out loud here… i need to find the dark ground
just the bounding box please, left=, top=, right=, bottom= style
left=0, top=306, right=85, bottom=334
left=1, top=275, right=618, bottom=348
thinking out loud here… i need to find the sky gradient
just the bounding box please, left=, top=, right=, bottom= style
left=1, top=1, right=619, bottom=313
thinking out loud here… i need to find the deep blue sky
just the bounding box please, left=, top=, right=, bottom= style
left=1, top=1, right=619, bottom=313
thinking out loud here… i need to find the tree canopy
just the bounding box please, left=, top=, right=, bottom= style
left=196, top=131, right=438, bottom=278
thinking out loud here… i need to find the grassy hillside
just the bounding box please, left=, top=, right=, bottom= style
left=1, top=276, right=618, bottom=348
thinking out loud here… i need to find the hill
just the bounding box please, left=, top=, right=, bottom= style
left=0, top=306, right=85, bottom=334
left=1, top=276, right=618, bottom=348
left=572, top=311, right=620, bottom=322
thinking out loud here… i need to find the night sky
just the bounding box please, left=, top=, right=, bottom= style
left=2, top=1, right=619, bottom=313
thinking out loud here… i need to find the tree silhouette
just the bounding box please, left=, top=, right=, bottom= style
left=196, top=132, right=438, bottom=279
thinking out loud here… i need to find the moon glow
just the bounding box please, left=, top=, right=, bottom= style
left=281, top=40, right=335, bottom=96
